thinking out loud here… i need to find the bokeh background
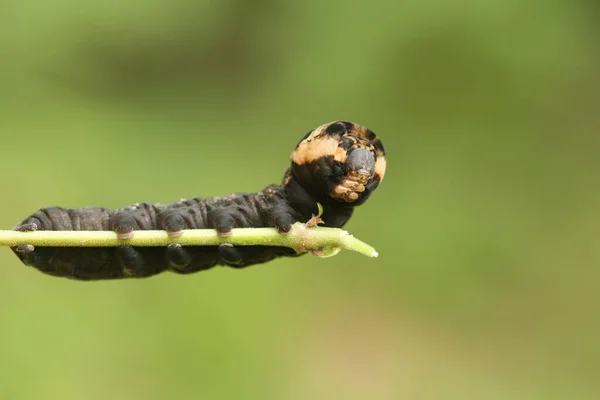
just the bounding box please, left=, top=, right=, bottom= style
left=1, top=0, right=599, bottom=399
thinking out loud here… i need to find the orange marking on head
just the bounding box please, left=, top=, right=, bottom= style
left=334, top=146, right=347, bottom=163
left=291, top=136, right=339, bottom=165
left=374, top=156, right=387, bottom=181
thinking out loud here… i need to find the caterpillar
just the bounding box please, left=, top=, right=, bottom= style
left=11, top=121, right=387, bottom=280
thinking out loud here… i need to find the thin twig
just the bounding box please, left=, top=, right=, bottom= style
left=0, top=223, right=378, bottom=258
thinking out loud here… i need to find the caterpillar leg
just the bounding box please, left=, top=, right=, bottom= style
left=207, top=207, right=247, bottom=236
left=13, top=244, right=43, bottom=268
left=218, top=243, right=297, bottom=268
left=14, top=208, right=57, bottom=232
left=115, top=246, right=165, bottom=278
left=15, top=244, right=35, bottom=253
left=157, top=210, right=195, bottom=237
left=207, top=203, right=296, bottom=236
left=109, top=212, right=139, bottom=239
left=265, top=205, right=296, bottom=233
left=115, top=245, right=144, bottom=276
left=17, top=222, right=39, bottom=232
left=165, top=244, right=220, bottom=274
left=109, top=203, right=156, bottom=239
left=166, top=243, right=192, bottom=268
left=12, top=218, right=42, bottom=257
left=218, top=243, right=244, bottom=266
left=218, top=243, right=267, bottom=267
left=12, top=209, right=67, bottom=261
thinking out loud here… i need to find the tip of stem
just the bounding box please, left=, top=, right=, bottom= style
left=371, top=250, right=379, bottom=258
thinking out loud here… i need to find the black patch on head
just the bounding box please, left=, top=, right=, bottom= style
left=340, top=136, right=355, bottom=151
left=372, top=137, right=385, bottom=155
left=325, top=122, right=346, bottom=135
left=364, top=129, right=378, bottom=142
left=342, top=121, right=355, bottom=131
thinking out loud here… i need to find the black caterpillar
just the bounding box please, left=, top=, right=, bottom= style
left=11, top=121, right=387, bottom=280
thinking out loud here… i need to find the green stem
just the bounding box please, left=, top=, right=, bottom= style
left=0, top=223, right=378, bottom=258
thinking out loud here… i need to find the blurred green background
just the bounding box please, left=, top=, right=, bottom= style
left=1, top=0, right=599, bottom=399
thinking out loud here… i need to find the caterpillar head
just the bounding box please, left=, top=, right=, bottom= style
left=290, top=120, right=386, bottom=207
